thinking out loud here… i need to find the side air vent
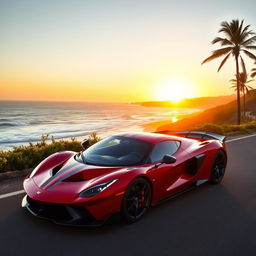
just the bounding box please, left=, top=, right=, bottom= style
left=51, top=163, right=64, bottom=176
left=185, top=154, right=205, bottom=175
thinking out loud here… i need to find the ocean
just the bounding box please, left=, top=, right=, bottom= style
left=0, top=101, right=198, bottom=150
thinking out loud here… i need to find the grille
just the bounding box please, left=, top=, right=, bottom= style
left=27, top=196, right=95, bottom=224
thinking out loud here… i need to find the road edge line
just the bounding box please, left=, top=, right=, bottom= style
left=226, top=133, right=256, bottom=143
left=0, top=190, right=25, bottom=199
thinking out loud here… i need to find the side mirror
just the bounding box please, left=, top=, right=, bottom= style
left=81, top=139, right=89, bottom=150
left=161, top=154, right=176, bottom=164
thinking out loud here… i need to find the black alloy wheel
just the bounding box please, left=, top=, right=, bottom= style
left=210, top=150, right=227, bottom=184
left=121, top=178, right=152, bottom=223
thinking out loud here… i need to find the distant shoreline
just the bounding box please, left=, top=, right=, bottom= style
left=134, top=94, right=235, bottom=110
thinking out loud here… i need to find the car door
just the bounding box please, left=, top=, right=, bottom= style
left=148, top=140, right=183, bottom=199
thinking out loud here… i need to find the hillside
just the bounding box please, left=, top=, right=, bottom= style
left=154, top=90, right=256, bottom=132
left=137, top=94, right=236, bottom=110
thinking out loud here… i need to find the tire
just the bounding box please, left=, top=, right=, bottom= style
left=121, top=178, right=152, bottom=223
left=209, top=150, right=227, bottom=184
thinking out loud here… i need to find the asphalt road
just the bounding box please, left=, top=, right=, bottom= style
left=0, top=136, right=256, bottom=256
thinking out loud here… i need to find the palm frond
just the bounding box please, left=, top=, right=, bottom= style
left=237, top=20, right=246, bottom=43
left=230, top=85, right=237, bottom=89
left=238, top=19, right=244, bottom=33
left=245, top=84, right=254, bottom=94
left=230, top=72, right=253, bottom=86
left=241, top=24, right=251, bottom=36
left=202, top=47, right=232, bottom=64
left=211, top=37, right=233, bottom=46
left=251, top=68, right=256, bottom=78
left=244, top=45, right=256, bottom=50
left=242, top=35, right=256, bottom=46
left=217, top=53, right=231, bottom=72
left=243, top=50, right=256, bottom=61
left=230, top=19, right=241, bottom=44
left=230, top=84, right=242, bottom=92
left=219, top=21, right=232, bottom=40
left=240, top=23, right=254, bottom=43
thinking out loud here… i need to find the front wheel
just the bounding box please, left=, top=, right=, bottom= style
left=209, top=150, right=227, bottom=184
left=121, top=178, right=152, bottom=223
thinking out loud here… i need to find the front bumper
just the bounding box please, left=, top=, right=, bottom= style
left=22, top=195, right=109, bottom=226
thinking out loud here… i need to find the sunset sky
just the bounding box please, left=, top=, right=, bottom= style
left=1, top=0, right=256, bottom=102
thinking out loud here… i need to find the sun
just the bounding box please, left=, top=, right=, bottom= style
left=153, top=78, right=195, bottom=102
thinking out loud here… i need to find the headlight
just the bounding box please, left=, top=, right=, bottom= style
left=79, top=179, right=118, bottom=197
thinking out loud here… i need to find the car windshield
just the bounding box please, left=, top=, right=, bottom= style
left=79, top=136, right=153, bottom=166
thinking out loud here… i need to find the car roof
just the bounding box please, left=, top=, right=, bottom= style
left=116, top=132, right=187, bottom=144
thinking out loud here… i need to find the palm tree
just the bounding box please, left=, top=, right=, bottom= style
left=230, top=72, right=254, bottom=117
left=202, top=19, right=256, bottom=124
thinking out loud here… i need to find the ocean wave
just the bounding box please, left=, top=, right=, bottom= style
left=0, top=131, right=92, bottom=144
left=0, top=101, right=198, bottom=151
left=0, top=122, right=25, bottom=127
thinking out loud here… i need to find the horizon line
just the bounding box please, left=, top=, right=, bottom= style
left=0, top=93, right=235, bottom=104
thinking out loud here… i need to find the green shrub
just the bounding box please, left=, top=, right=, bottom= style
left=0, top=133, right=101, bottom=173
left=195, top=123, right=224, bottom=135
left=194, top=121, right=256, bottom=136
left=87, top=132, right=101, bottom=146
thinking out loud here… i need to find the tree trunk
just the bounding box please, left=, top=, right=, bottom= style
left=235, top=56, right=241, bottom=125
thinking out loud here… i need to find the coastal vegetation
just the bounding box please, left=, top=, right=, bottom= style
left=194, top=121, right=256, bottom=135
left=0, top=133, right=101, bottom=173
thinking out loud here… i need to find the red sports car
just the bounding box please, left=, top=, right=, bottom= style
left=22, top=131, right=227, bottom=226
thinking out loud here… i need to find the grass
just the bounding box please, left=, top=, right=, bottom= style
left=194, top=121, right=256, bottom=135
left=0, top=133, right=101, bottom=173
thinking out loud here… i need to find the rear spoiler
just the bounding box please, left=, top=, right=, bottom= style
left=156, top=130, right=226, bottom=142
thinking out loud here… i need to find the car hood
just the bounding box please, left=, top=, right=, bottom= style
left=25, top=156, right=141, bottom=204
left=33, top=156, right=127, bottom=190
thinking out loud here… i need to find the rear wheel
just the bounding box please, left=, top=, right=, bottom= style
left=209, top=150, right=227, bottom=184
left=121, top=178, right=151, bottom=223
